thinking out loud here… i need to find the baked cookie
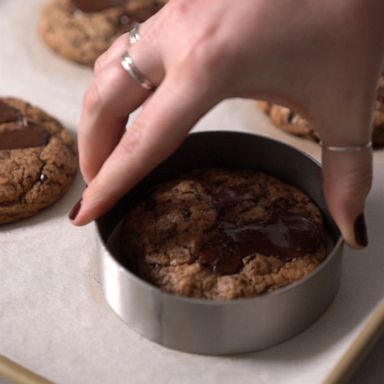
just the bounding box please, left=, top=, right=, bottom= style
left=0, top=98, right=77, bottom=224
left=120, top=168, right=326, bottom=300
left=39, top=0, right=167, bottom=66
left=259, top=74, right=384, bottom=147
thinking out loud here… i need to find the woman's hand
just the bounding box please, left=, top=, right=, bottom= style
left=72, top=0, right=384, bottom=248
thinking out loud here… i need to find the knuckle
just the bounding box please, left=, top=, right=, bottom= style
left=337, top=164, right=373, bottom=200
left=93, top=35, right=122, bottom=73
left=117, top=125, right=143, bottom=155
left=79, top=156, right=94, bottom=183
left=192, top=43, right=218, bottom=74
left=181, top=28, right=227, bottom=86
left=161, top=1, right=228, bottom=86
left=93, top=54, right=105, bottom=73
left=169, top=0, right=193, bottom=18
left=83, top=83, right=102, bottom=115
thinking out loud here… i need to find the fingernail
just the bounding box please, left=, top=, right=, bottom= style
left=69, top=199, right=82, bottom=221
left=354, top=213, right=368, bottom=247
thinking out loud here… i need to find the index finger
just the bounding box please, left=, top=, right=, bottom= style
left=71, top=70, right=218, bottom=225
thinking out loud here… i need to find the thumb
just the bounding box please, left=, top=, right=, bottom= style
left=322, top=147, right=373, bottom=249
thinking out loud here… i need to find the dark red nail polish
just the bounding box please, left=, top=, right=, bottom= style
left=69, top=199, right=82, bottom=221
left=354, top=213, right=368, bottom=247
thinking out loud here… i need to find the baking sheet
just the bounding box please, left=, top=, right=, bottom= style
left=1, top=1, right=384, bottom=383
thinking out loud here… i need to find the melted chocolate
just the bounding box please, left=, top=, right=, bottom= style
left=198, top=197, right=322, bottom=275
left=0, top=101, right=21, bottom=124
left=0, top=121, right=51, bottom=150
left=212, top=187, right=257, bottom=207
left=73, top=0, right=125, bottom=13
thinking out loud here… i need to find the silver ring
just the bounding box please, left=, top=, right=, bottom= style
left=320, top=141, right=372, bottom=152
left=121, top=51, right=156, bottom=91
left=128, top=22, right=140, bottom=45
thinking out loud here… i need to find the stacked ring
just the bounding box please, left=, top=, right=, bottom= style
left=121, top=23, right=157, bottom=91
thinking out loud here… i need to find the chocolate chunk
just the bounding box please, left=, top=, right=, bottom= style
left=0, top=101, right=21, bottom=124
left=197, top=208, right=322, bottom=275
left=0, top=121, right=51, bottom=150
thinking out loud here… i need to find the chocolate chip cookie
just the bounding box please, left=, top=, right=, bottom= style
left=120, top=168, right=326, bottom=300
left=0, top=97, right=77, bottom=224
left=259, top=74, right=384, bottom=147
left=39, top=0, right=167, bottom=66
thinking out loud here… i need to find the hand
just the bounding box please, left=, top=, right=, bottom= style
left=71, top=0, right=384, bottom=248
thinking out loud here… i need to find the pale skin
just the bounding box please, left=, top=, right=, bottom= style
left=71, top=0, right=384, bottom=248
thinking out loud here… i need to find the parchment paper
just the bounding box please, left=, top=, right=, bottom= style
left=1, top=1, right=383, bottom=383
